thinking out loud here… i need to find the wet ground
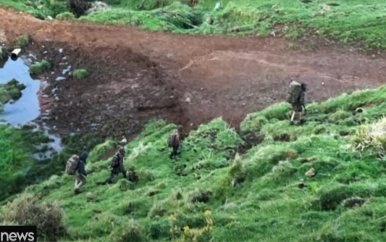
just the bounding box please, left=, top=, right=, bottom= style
left=0, top=56, right=62, bottom=159
left=0, top=58, right=40, bottom=124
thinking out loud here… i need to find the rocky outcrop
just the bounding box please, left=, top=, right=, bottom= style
left=85, top=1, right=110, bottom=15
left=68, top=0, right=110, bottom=17
left=68, top=0, right=92, bottom=17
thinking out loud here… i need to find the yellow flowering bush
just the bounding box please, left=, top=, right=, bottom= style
left=167, top=210, right=214, bottom=242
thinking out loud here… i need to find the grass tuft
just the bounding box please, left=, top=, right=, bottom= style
left=72, top=69, right=89, bottom=79
left=56, top=11, right=76, bottom=20
left=17, top=34, right=30, bottom=48
left=29, top=60, right=51, bottom=75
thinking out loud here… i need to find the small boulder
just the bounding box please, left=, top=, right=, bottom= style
left=191, top=191, right=212, bottom=203
left=85, top=1, right=110, bottom=15
left=305, top=168, right=316, bottom=177
left=343, top=197, right=366, bottom=208
left=298, top=182, right=307, bottom=189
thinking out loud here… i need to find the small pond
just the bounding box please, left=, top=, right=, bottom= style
left=0, top=57, right=40, bottom=124
left=0, top=56, right=63, bottom=158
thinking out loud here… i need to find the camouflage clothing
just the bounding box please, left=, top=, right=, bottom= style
left=292, top=91, right=305, bottom=112
left=74, top=172, right=86, bottom=192
left=104, top=152, right=126, bottom=184
left=288, top=80, right=307, bottom=124
left=74, top=160, right=87, bottom=193
left=168, top=131, right=180, bottom=159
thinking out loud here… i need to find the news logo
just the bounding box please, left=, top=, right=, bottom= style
left=0, top=226, right=37, bottom=242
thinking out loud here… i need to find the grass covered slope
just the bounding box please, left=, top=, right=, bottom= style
left=1, top=0, right=386, bottom=49
left=80, top=0, right=386, bottom=48
left=2, top=86, right=386, bottom=241
left=0, top=125, right=54, bottom=201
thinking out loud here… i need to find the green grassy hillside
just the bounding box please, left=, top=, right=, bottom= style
left=2, top=85, right=386, bottom=241
left=1, top=0, right=386, bottom=49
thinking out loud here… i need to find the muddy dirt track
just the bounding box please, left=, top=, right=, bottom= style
left=1, top=6, right=386, bottom=139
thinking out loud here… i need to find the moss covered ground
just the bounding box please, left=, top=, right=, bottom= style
left=1, top=85, right=386, bottom=241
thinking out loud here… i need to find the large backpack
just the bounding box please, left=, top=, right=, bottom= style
left=65, top=155, right=80, bottom=175
left=168, top=133, right=179, bottom=148
left=110, top=153, right=121, bottom=169
left=287, top=81, right=303, bottom=105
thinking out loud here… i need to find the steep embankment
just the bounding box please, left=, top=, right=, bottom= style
left=2, top=86, right=386, bottom=241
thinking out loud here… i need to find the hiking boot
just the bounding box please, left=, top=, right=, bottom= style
left=299, top=119, right=306, bottom=125
left=74, top=188, right=81, bottom=194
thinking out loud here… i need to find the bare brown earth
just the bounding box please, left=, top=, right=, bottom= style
left=1, top=6, right=386, bottom=139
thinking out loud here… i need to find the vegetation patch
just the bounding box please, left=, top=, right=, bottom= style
left=0, top=193, right=67, bottom=241
left=351, top=117, right=386, bottom=156
left=17, top=34, right=30, bottom=48
left=72, top=68, right=89, bottom=79
left=56, top=11, right=76, bottom=20
left=3, top=1, right=386, bottom=49
left=0, top=85, right=384, bottom=241
left=0, top=78, right=26, bottom=105
left=1, top=1, right=386, bottom=241
left=29, top=59, right=51, bottom=75
left=0, top=46, right=10, bottom=61
left=0, top=125, right=52, bottom=201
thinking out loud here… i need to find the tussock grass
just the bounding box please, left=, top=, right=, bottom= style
left=0, top=79, right=26, bottom=105
left=56, top=11, right=76, bottom=20
left=1, top=193, right=67, bottom=241
left=0, top=125, right=54, bottom=201
left=3, top=0, right=386, bottom=49
left=81, top=0, right=386, bottom=49
left=3, top=0, right=386, bottom=48
left=17, top=34, right=30, bottom=48
left=29, top=59, right=51, bottom=75
left=72, top=68, right=89, bottom=79
left=1, top=85, right=386, bottom=241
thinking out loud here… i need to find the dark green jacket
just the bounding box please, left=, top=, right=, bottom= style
left=76, top=160, right=87, bottom=176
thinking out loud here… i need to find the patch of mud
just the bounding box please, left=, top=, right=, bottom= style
left=27, top=41, right=185, bottom=140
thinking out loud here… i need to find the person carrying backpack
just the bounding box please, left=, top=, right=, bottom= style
left=168, top=128, right=181, bottom=159
left=97, top=146, right=126, bottom=185
left=65, top=154, right=87, bottom=194
left=287, top=79, right=307, bottom=125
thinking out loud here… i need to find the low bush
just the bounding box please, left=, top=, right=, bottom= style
left=72, top=68, right=90, bottom=79
left=1, top=193, right=67, bottom=241
left=56, top=12, right=76, bottom=20
left=30, top=60, right=51, bottom=75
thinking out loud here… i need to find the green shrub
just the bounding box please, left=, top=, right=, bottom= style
left=17, top=35, right=30, bottom=48
left=0, top=79, right=26, bottom=103
left=317, top=183, right=386, bottom=211
left=109, top=219, right=146, bottom=242
left=56, top=12, right=76, bottom=20
left=0, top=46, right=9, bottom=60
left=73, top=69, right=89, bottom=79
left=88, top=139, right=116, bottom=163
left=30, top=60, right=51, bottom=75
left=351, top=117, right=386, bottom=155
left=1, top=193, right=67, bottom=241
